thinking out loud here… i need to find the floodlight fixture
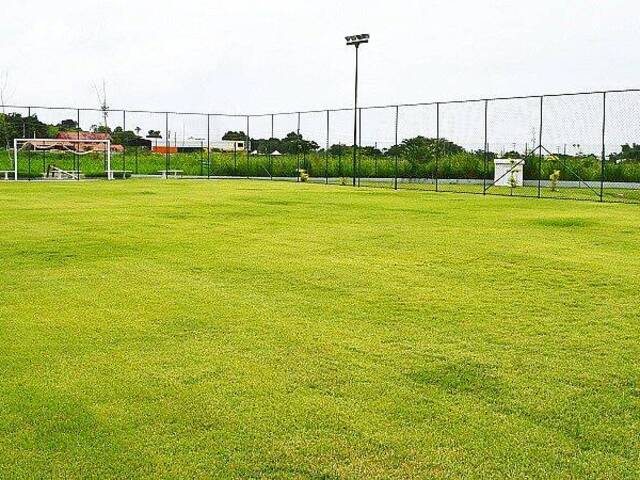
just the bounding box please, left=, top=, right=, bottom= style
left=345, top=34, right=370, bottom=46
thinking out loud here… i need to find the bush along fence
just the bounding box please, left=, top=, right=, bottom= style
left=2, top=88, right=640, bottom=203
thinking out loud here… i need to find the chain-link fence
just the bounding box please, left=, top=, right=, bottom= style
left=2, top=89, right=639, bottom=203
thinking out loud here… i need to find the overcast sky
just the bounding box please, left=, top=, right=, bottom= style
left=2, top=0, right=638, bottom=114
left=2, top=0, right=639, bottom=152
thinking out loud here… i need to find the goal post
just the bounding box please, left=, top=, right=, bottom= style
left=12, top=138, right=113, bottom=180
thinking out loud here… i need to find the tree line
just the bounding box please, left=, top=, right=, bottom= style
left=3, top=112, right=640, bottom=163
left=224, top=130, right=471, bottom=160
left=0, top=112, right=145, bottom=148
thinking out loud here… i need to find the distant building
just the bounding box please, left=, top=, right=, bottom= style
left=150, top=137, right=246, bottom=154
left=29, top=131, right=124, bottom=152
left=215, top=139, right=246, bottom=152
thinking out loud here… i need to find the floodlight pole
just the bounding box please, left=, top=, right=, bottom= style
left=352, top=44, right=359, bottom=187
left=346, top=34, right=368, bottom=187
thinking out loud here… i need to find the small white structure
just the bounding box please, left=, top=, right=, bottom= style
left=271, top=150, right=282, bottom=156
left=494, top=158, right=525, bottom=187
left=171, top=139, right=245, bottom=152
left=215, top=140, right=245, bottom=152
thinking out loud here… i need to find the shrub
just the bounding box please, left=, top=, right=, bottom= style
left=550, top=170, right=561, bottom=191
left=509, top=160, right=519, bottom=191
left=297, top=168, right=309, bottom=182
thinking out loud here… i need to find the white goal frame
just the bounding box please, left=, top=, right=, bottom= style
left=12, top=138, right=113, bottom=180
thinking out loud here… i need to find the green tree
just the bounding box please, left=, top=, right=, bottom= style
left=111, top=126, right=142, bottom=146
left=57, top=119, right=79, bottom=131
left=249, top=137, right=282, bottom=154
left=360, top=146, right=383, bottom=157
left=328, top=143, right=349, bottom=156
left=91, top=125, right=112, bottom=134
left=279, top=132, right=318, bottom=154
left=147, top=130, right=162, bottom=148
left=502, top=150, right=521, bottom=159
left=222, top=131, right=247, bottom=141
left=0, top=113, right=50, bottom=147
left=610, top=143, right=640, bottom=162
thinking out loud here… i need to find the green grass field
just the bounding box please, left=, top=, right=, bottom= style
left=0, top=180, right=639, bottom=479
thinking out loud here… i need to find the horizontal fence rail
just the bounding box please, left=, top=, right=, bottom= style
left=2, top=88, right=640, bottom=203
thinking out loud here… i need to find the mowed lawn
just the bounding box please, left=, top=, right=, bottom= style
left=0, top=180, right=638, bottom=479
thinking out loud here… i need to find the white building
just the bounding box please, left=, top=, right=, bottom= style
left=494, top=158, right=525, bottom=187
left=149, top=137, right=246, bottom=152
left=182, top=138, right=246, bottom=152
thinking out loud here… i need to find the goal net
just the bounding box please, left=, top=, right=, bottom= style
left=12, top=138, right=114, bottom=180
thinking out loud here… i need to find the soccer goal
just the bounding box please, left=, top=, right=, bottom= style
left=12, top=138, right=114, bottom=180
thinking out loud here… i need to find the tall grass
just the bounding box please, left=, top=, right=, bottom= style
left=3, top=148, right=640, bottom=183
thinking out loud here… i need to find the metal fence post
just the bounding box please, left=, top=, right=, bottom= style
left=122, top=110, right=126, bottom=175
left=436, top=102, right=440, bottom=192
left=296, top=112, right=301, bottom=180
left=200, top=139, right=204, bottom=177
left=27, top=107, right=31, bottom=181
left=13, top=138, right=18, bottom=180
left=302, top=113, right=308, bottom=174
left=246, top=115, right=250, bottom=178
left=358, top=108, right=362, bottom=187
left=165, top=112, right=170, bottom=177
left=483, top=100, right=488, bottom=194
left=538, top=97, right=543, bottom=198
left=207, top=114, right=211, bottom=179
left=233, top=141, right=237, bottom=176
left=601, top=92, right=606, bottom=202
left=394, top=105, right=399, bottom=190
left=326, top=110, right=330, bottom=185
left=270, top=113, right=274, bottom=178
left=77, top=109, right=81, bottom=181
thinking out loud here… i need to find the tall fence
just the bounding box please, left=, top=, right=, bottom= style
left=2, top=88, right=640, bottom=203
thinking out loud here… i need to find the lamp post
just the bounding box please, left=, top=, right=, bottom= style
left=345, top=33, right=369, bottom=186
